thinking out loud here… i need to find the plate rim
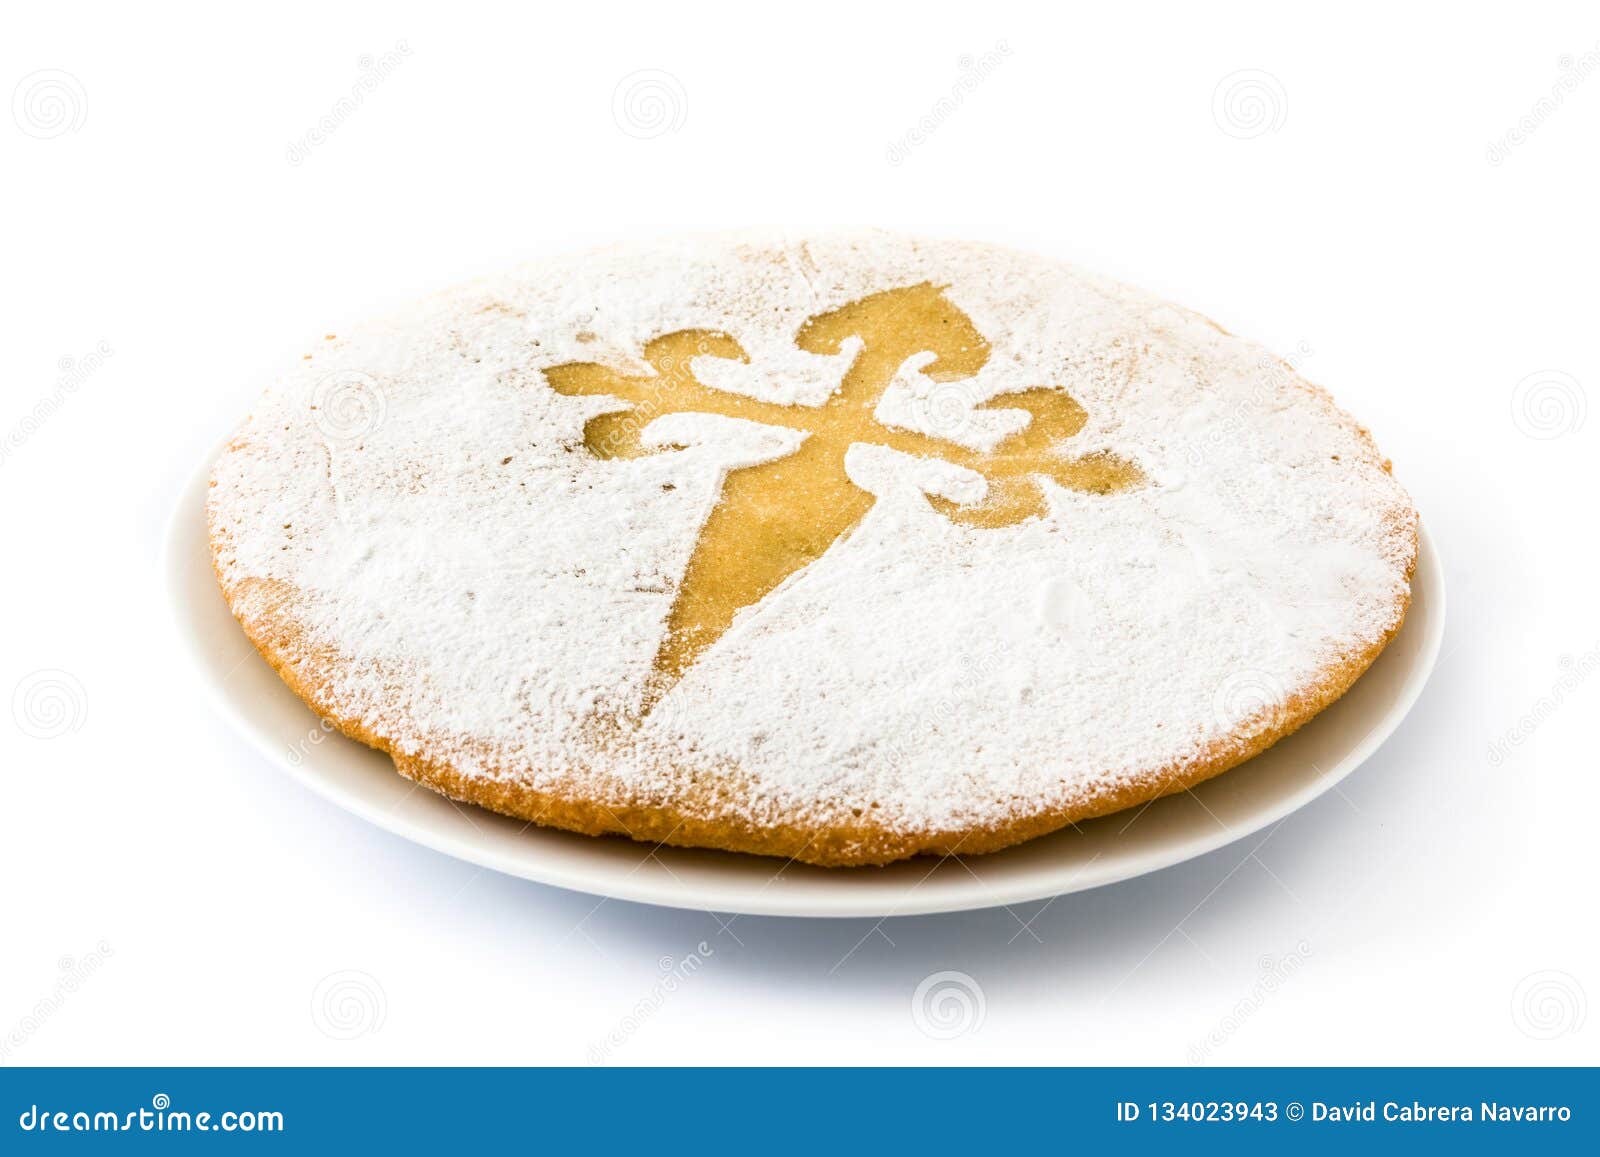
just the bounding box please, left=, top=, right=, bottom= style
left=167, top=449, right=1445, bottom=918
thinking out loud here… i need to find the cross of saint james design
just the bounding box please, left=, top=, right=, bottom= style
left=545, top=282, right=1141, bottom=708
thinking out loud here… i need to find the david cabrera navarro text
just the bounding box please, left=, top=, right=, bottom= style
left=1311, top=1102, right=1572, bottom=1124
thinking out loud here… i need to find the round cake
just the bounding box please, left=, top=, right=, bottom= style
left=207, top=231, right=1418, bottom=867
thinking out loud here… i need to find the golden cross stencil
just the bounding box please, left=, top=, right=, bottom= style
left=546, top=282, right=1141, bottom=707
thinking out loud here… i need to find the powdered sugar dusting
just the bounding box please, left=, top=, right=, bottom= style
left=207, top=231, right=1417, bottom=841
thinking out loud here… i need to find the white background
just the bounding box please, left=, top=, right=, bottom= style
left=3, top=1, right=1596, bottom=1066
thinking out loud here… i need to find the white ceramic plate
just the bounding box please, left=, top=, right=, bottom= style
left=168, top=452, right=1444, bottom=917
